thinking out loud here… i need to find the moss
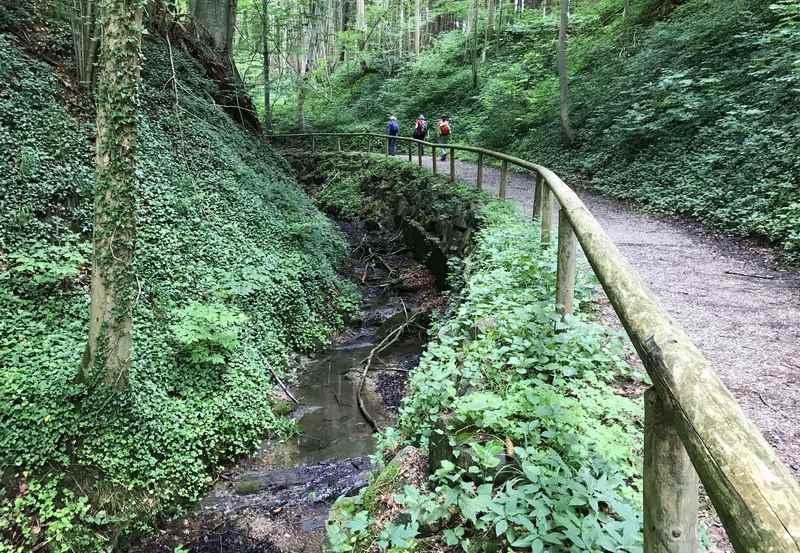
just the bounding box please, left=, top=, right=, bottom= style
left=272, top=399, right=294, bottom=417
left=361, top=462, right=400, bottom=514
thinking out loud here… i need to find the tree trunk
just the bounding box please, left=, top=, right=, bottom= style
left=484, top=0, right=495, bottom=47
left=415, top=0, right=421, bottom=55
left=70, top=0, right=100, bottom=89
left=356, top=0, right=366, bottom=30
left=191, top=0, right=237, bottom=55
left=557, top=0, right=575, bottom=146
left=471, top=0, right=480, bottom=87
left=262, top=0, right=272, bottom=130
left=82, top=0, right=145, bottom=390
left=296, top=77, right=306, bottom=132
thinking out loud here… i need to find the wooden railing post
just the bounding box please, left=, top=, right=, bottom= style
left=311, top=135, right=317, bottom=152
left=337, top=136, right=342, bottom=152
left=386, top=136, right=390, bottom=156
left=407, top=142, right=412, bottom=162
left=555, top=210, right=577, bottom=315
left=500, top=160, right=508, bottom=199
left=532, top=173, right=543, bottom=220
left=644, top=388, right=699, bottom=553
left=417, top=143, right=422, bottom=167
left=540, top=183, right=553, bottom=247
left=432, top=145, right=437, bottom=175
left=477, top=153, right=484, bottom=190
left=450, top=148, right=455, bottom=182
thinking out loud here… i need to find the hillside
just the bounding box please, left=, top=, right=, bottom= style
left=0, top=18, right=355, bottom=551
left=302, top=0, right=800, bottom=264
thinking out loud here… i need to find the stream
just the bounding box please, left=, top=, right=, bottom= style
left=140, top=222, right=438, bottom=553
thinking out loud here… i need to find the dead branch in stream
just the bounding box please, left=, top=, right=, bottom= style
left=261, top=356, right=299, bottom=405
left=356, top=310, right=419, bottom=431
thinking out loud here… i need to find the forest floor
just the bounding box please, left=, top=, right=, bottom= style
left=415, top=153, right=800, bottom=551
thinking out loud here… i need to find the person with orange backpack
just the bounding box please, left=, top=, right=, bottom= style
left=437, top=116, right=451, bottom=161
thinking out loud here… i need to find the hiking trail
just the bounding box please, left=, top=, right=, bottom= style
left=418, top=154, right=800, bottom=476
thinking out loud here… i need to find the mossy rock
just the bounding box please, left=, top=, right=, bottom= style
left=324, top=446, right=421, bottom=553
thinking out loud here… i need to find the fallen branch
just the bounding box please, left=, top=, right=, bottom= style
left=724, top=270, right=775, bottom=280
left=262, top=356, right=299, bottom=405
left=356, top=311, right=419, bottom=431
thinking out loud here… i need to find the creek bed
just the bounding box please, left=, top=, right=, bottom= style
left=138, top=222, right=439, bottom=553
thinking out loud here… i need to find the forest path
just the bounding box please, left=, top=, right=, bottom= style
left=414, top=153, right=800, bottom=480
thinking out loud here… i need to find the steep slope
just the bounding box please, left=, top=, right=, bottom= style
left=305, top=0, right=800, bottom=264
left=0, top=22, right=355, bottom=552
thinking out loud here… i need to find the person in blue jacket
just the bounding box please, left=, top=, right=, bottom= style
left=387, top=116, right=400, bottom=155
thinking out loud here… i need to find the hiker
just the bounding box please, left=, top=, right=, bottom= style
left=413, top=114, right=428, bottom=156
left=386, top=116, right=400, bottom=155
left=437, top=116, right=451, bottom=161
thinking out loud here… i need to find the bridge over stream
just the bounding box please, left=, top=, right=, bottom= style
left=271, top=133, right=800, bottom=553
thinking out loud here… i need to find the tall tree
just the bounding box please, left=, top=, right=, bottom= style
left=485, top=0, right=496, bottom=46
left=557, top=0, right=575, bottom=145
left=70, top=0, right=100, bottom=88
left=415, top=0, right=421, bottom=54
left=191, top=0, right=238, bottom=55
left=356, top=0, right=366, bottom=30
left=262, top=0, right=272, bottom=130
left=82, top=0, right=145, bottom=389
left=470, top=0, right=480, bottom=87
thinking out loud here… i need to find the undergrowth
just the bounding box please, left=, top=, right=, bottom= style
left=318, top=157, right=647, bottom=552
left=0, top=25, right=356, bottom=552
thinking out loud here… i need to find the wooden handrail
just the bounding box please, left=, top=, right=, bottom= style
left=269, top=132, right=800, bottom=552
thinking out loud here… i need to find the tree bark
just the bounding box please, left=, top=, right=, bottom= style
left=557, top=0, right=575, bottom=146
left=82, top=0, right=145, bottom=390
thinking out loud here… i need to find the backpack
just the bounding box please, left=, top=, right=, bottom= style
left=439, top=121, right=450, bottom=136
left=414, top=119, right=426, bottom=137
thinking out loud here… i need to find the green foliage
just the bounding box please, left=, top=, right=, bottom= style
left=0, top=476, right=104, bottom=553
left=315, top=175, right=365, bottom=218
left=0, top=29, right=355, bottom=551
left=5, top=237, right=90, bottom=290
left=326, top=171, right=645, bottom=552
left=170, top=302, right=248, bottom=366
left=307, top=0, right=800, bottom=264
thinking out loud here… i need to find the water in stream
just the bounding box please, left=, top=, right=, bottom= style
left=140, top=222, right=437, bottom=553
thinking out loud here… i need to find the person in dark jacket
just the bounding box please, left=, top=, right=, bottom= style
left=387, top=116, right=400, bottom=155
left=412, top=114, right=428, bottom=157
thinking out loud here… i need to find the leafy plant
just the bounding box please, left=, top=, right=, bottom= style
left=6, top=239, right=90, bottom=290
left=170, top=301, right=248, bottom=366
left=326, top=175, right=645, bottom=552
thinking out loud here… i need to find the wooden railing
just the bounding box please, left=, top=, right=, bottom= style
left=269, top=132, right=800, bottom=552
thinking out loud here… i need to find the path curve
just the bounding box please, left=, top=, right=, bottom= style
left=413, top=154, right=800, bottom=478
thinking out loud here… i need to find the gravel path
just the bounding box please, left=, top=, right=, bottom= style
left=412, top=154, right=800, bottom=545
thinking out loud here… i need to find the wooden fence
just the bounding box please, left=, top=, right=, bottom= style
left=269, top=132, right=800, bottom=553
